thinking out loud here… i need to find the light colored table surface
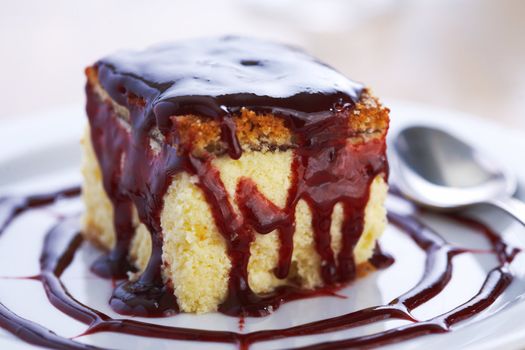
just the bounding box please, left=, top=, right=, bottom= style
left=0, top=0, right=523, bottom=130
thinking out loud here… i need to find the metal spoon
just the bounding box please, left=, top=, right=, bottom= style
left=392, top=125, right=525, bottom=225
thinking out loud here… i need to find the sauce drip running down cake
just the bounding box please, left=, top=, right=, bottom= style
left=81, top=36, right=390, bottom=317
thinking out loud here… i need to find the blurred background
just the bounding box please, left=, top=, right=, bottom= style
left=0, top=0, right=523, bottom=129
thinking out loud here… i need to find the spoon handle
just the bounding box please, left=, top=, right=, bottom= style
left=489, top=197, right=525, bottom=226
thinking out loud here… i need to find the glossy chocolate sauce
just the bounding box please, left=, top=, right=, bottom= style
left=0, top=188, right=519, bottom=350
left=87, top=36, right=386, bottom=317
left=0, top=186, right=80, bottom=236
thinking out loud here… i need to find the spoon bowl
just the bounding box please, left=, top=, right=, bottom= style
left=392, top=125, right=525, bottom=224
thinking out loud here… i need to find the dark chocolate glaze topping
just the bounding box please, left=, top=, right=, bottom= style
left=96, top=36, right=364, bottom=132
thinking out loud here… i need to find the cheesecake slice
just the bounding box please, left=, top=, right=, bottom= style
left=81, top=37, right=390, bottom=316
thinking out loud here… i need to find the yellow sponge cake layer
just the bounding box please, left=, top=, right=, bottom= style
left=82, top=128, right=387, bottom=313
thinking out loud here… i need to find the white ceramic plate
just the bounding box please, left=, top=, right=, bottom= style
left=1, top=101, right=525, bottom=350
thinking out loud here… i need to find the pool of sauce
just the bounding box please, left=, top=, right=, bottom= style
left=0, top=188, right=519, bottom=349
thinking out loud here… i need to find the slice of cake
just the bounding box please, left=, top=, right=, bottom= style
left=81, top=36, right=390, bottom=317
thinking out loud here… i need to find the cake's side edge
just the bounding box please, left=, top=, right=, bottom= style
left=82, top=65, right=390, bottom=313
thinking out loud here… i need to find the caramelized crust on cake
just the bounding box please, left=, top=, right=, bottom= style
left=86, top=67, right=389, bottom=156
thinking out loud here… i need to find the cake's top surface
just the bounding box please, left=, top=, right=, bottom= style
left=96, top=36, right=364, bottom=124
